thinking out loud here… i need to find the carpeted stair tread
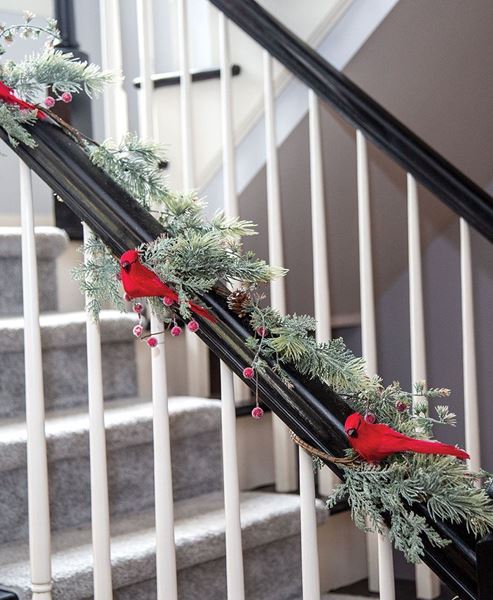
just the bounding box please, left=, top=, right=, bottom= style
left=0, top=227, right=68, bottom=316
left=0, top=396, right=221, bottom=471
left=0, top=397, right=223, bottom=544
left=0, top=310, right=137, bottom=351
left=0, top=310, right=139, bottom=417
left=0, top=491, right=328, bottom=599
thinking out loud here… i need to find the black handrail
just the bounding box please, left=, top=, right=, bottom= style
left=0, top=119, right=485, bottom=600
left=208, top=0, right=493, bottom=244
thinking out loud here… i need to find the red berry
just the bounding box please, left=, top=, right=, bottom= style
left=243, top=367, right=254, bottom=379
left=133, top=302, right=144, bottom=314
left=163, top=296, right=174, bottom=307
left=146, top=336, right=158, bottom=347
left=187, top=320, right=199, bottom=333
left=256, top=326, right=267, bottom=337
left=44, top=96, right=55, bottom=108
left=396, top=401, right=408, bottom=413
left=365, top=412, right=376, bottom=424
left=171, top=325, right=182, bottom=337
left=251, top=406, right=264, bottom=420
left=61, top=91, right=72, bottom=103
left=133, top=324, right=143, bottom=338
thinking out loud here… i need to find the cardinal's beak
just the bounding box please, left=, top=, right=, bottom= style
left=347, top=428, right=358, bottom=438
left=121, top=261, right=131, bottom=273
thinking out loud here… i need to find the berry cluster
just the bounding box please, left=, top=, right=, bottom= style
left=44, top=91, right=72, bottom=108
left=241, top=324, right=268, bottom=420
left=124, top=294, right=201, bottom=348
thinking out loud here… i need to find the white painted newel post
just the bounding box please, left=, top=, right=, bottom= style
left=136, top=3, right=178, bottom=599
left=460, top=218, right=481, bottom=471
left=356, top=130, right=395, bottom=600
left=19, top=161, right=52, bottom=600
left=83, top=225, right=113, bottom=599
left=177, top=0, right=210, bottom=398
left=263, top=50, right=297, bottom=492
left=406, top=175, right=440, bottom=600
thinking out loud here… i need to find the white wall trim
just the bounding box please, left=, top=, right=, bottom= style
left=204, top=0, right=400, bottom=213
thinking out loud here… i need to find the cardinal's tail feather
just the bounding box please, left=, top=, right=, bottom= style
left=189, top=301, right=216, bottom=323
left=404, top=438, right=469, bottom=460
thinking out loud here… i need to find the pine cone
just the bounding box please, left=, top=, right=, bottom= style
left=227, top=289, right=251, bottom=317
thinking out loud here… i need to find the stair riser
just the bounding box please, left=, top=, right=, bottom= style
left=0, top=257, right=59, bottom=316
left=113, top=535, right=302, bottom=600
left=0, top=341, right=138, bottom=418
left=0, top=429, right=222, bottom=545
left=0, top=228, right=68, bottom=317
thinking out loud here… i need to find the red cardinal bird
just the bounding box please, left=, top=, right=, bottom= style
left=344, top=412, right=469, bottom=463
left=0, top=81, right=45, bottom=119
left=119, top=249, right=215, bottom=322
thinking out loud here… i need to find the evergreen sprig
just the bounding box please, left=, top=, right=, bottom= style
left=248, top=304, right=368, bottom=393
left=1, top=49, right=113, bottom=101
left=0, top=12, right=59, bottom=56
left=0, top=104, right=37, bottom=146
left=86, top=134, right=169, bottom=210
left=71, top=236, right=124, bottom=317
left=328, top=452, right=493, bottom=563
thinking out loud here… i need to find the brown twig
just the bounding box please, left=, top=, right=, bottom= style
left=35, top=105, right=98, bottom=147
left=290, top=431, right=357, bottom=466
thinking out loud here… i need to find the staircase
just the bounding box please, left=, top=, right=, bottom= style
left=0, top=0, right=492, bottom=599
left=0, top=228, right=328, bottom=599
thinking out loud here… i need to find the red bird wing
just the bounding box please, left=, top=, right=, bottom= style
left=370, top=424, right=469, bottom=461
left=350, top=423, right=402, bottom=462
left=121, top=261, right=216, bottom=322
left=121, top=263, right=177, bottom=300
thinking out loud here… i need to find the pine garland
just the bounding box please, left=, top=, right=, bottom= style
left=1, top=20, right=492, bottom=565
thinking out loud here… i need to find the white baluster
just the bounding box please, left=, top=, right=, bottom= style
left=299, top=447, right=321, bottom=599
left=378, top=535, right=396, bottom=600
left=407, top=175, right=441, bottom=599
left=218, top=13, right=237, bottom=218
left=83, top=225, right=113, bottom=599
left=263, top=51, right=297, bottom=492
left=178, top=0, right=210, bottom=397
left=99, top=0, right=128, bottom=140
left=136, top=4, right=178, bottom=599
left=460, top=218, right=481, bottom=471
left=356, top=130, right=395, bottom=599
left=177, top=0, right=194, bottom=194
left=150, top=313, right=178, bottom=600
left=19, top=161, right=52, bottom=600
left=218, top=12, right=250, bottom=403
left=295, top=90, right=325, bottom=599
left=136, top=0, right=154, bottom=139
left=407, top=175, right=427, bottom=394
left=308, top=90, right=336, bottom=497
left=220, top=363, right=245, bottom=599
